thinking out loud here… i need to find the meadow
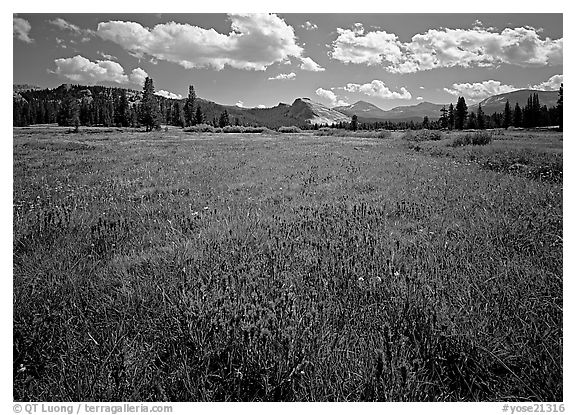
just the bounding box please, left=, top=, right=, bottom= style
left=13, top=126, right=563, bottom=401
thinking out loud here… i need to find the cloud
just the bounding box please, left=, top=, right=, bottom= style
left=532, top=74, right=563, bottom=91
left=419, top=86, right=425, bottom=89
left=315, top=88, right=348, bottom=107
left=416, top=96, right=423, bottom=100
left=56, top=38, right=67, bottom=48
left=49, top=17, right=95, bottom=37
left=257, top=104, right=267, bottom=108
left=52, top=55, right=147, bottom=86
left=268, top=72, right=296, bottom=81
left=155, top=90, right=182, bottom=99
left=330, top=25, right=562, bottom=73
left=236, top=101, right=245, bottom=107
left=301, top=21, right=318, bottom=31
left=14, top=17, right=33, bottom=43
left=49, top=17, right=82, bottom=34
left=343, top=80, right=412, bottom=100
left=300, top=56, right=325, bottom=72
left=97, top=51, right=117, bottom=61
left=128, top=67, right=148, bottom=86
left=443, top=80, right=517, bottom=101
left=97, top=14, right=305, bottom=71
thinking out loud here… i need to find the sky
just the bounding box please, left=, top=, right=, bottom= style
left=13, top=13, right=563, bottom=110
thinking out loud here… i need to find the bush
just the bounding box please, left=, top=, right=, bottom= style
left=278, top=126, right=302, bottom=133
left=451, top=131, right=492, bottom=147
left=313, top=129, right=392, bottom=139
left=184, top=124, right=216, bottom=133
left=222, top=125, right=267, bottom=133
left=402, top=129, right=443, bottom=142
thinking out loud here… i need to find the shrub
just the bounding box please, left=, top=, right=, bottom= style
left=278, top=126, right=302, bottom=133
left=184, top=123, right=216, bottom=133
left=451, top=131, right=492, bottom=147
left=402, top=129, right=443, bottom=142
left=313, top=129, right=392, bottom=139
left=222, top=126, right=267, bottom=133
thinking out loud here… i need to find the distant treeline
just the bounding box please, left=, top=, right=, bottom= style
left=330, top=88, right=563, bottom=132
left=13, top=80, right=563, bottom=132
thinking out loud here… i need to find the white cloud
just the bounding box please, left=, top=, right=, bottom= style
left=330, top=27, right=403, bottom=66
left=97, top=14, right=305, bottom=71
left=343, top=80, right=412, bottom=100
left=128, top=67, right=148, bottom=86
left=416, top=96, right=423, bottom=100
left=97, top=51, right=117, bottom=61
left=56, top=38, right=67, bottom=48
left=155, top=90, right=182, bottom=99
left=268, top=72, right=296, bottom=81
left=236, top=101, right=245, bottom=107
left=532, top=74, right=563, bottom=91
left=315, top=88, right=348, bottom=107
left=14, top=17, right=33, bottom=43
left=257, top=104, right=267, bottom=108
left=302, top=21, right=318, bottom=31
left=49, top=17, right=82, bottom=34
left=419, top=86, right=425, bottom=89
left=49, top=17, right=95, bottom=37
left=330, top=25, right=562, bottom=73
left=443, top=80, right=518, bottom=101
left=300, top=56, right=325, bottom=72
left=52, top=55, right=147, bottom=86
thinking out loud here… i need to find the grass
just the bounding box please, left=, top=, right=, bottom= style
left=13, top=126, right=562, bottom=401
left=314, top=128, right=392, bottom=139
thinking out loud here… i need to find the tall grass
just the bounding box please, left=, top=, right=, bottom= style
left=13, top=127, right=562, bottom=401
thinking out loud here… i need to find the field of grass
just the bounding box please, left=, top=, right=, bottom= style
left=13, top=126, right=562, bottom=401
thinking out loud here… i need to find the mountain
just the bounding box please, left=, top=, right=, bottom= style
left=289, top=98, right=350, bottom=125
left=13, top=83, right=349, bottom=128
left=335, top=100, right=445, bottom=122
left=334, top=101, right=389, bottom=119
left=470, top=89, right=560, bottom=115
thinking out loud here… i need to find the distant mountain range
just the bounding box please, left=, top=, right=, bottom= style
left=13, top=83, right=560, bottom=128
left=470, top=89, right=560, bottom=115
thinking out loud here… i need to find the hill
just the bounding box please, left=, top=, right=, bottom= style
left=470, top=89, right=559, bottom=115
left=13, top=83, right=350, bottom=128
left=335, top=100, right=445, bottom=122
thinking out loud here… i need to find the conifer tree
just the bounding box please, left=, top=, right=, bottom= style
left=194, top=106, right=204, bottom=125
left=513, top=102, right=522, bottom=127
left=558, top=83, right=563, bottom=131
left=219, top=110, right=230, bottom=127
left=448, top=103, right=455, bottom=130
left=503, top=100, right=512, bottom=129
left=351, top=114, right=358, bottom=131
left=57, top=95, right=79, bottom=126
left=139, top=77, right=160, bottom=131
left=439, top=105, right=448, bottom=129
left=184, top=85, right=196, bottom=126
left=477, top=103, right=485, bottom=129
left=454, top=97, right=468, bottom=130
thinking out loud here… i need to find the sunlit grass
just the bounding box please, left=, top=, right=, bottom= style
left=13, top=127, right=562, bottom=401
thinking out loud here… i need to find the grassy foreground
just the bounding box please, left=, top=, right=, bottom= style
left=13, top=127, right=562, bottom=401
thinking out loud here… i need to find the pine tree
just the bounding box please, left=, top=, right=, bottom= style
left=503, top=100, right=512, bottom=129
left=477, top=103, right=485, bottom=129
left=513, top=102, right=522, bottom=127
left=467, top=112, right=477, bottom=129
left=195, top=106, right=204, bottom=125
left=184, top=85, right=196, bottom=127
left=115, top=89, right=130, bottom=127
left=351, top=114, right=358, bottom=131
left=57, top=95, right=80, bottom=126
left=219, top=110, right=230, bottom=127
left=422, top=115, right=430, bottom=129
left=439, top=105, right=448, bottom=129
left=448, top=103, right=455, bottom=130
left=557, top=83, right=563, bottom=131
left=139, top=77, right=161, bottom=131
left=454, top=97, right=468, bottom=130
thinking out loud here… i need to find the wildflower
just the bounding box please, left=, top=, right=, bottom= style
left=358, top=277, right=364, bottom=282
left=394, top=271, right=400, bottom=277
